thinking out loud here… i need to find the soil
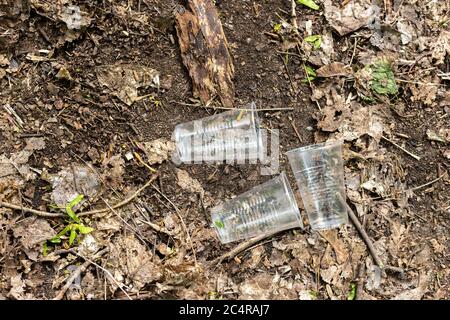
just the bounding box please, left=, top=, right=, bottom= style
left=0, top=0, right=448, bottom=300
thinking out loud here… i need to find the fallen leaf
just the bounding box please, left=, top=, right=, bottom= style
left=96, top=64, right=159, bottom=106
left=51, top=165, right=101, bottom=210
left=107, top=234, right=162, bottom=292
left=317, top=62, right=352, bottom=78
left=391, top=272, right=430, bottom=300
left=324, top=0, right=380, bottom=36
left=176, top=169, right=204, bottom=195
left=142, top=138, right=176, bottom=165
left=175, top=0, right=235, bottom=107
left=319, top=230, right=349, bottom=264
left=12, top=217, right=54, bottom=250
left=426, top=128, right=449, bottom=143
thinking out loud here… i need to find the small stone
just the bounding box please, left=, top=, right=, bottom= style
left=125, top=151, right=134, bottom=161
left=306, top=126, right=313, bottom=131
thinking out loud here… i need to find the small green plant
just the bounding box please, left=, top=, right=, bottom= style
left=347, top=283, right=357, bottom=300
left=214, top=220, right=225, bottom=229
left=273, top=22, right=282, bottom=33
left=302, top=65, right=317, bottom=83
left=369, top=59, right=398, bottom=95
left=297, top=0, right=320, bottom=10
left=43, top=194, right=94, bottom=255
left=304, top=35, right=322, bottom=50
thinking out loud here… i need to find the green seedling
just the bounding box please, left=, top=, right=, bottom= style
left=273, top=23, right=282, bottom=33
left=347, top=283, right=357, bottom=300
left=297, top=0, right=320, bottom=10
left=304, top=35, right=322, bottom=50
left=302, top=65, right=317, bottom=83
left=42, top=194, right=94, bottom=256
left=368, top=59, right=398, bottom=96
left=214, top=220, right=225, bottom=229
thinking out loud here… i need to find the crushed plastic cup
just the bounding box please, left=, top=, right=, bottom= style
left=172, top=102, right=263, bottom=164
left=211, top=172, right=303, bottom=244
left=286, top=141, right=348, bottom=231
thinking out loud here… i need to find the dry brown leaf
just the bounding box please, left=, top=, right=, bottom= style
left=317, top=62, right=352, bottom=78
left=51, top=165, right=101, bottom=209
left=96, top=64, right=159, bottom=106
left=319, top=230, right=349, bottom=264
left=102, top=154, right=124, bottom=189
left=12, top=217, right=54, bottom=250
left=176, top=169, right=204, bottom=195
left=324, top=0, right=379, bottom=36
left=175, top=0, right=235, bottom=107
left=142, top=138, right=176, bottom=165
left=108, top=234, right=162, bottom=292
left=391, top=272, right=430, bottom=300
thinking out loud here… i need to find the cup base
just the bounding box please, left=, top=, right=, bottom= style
left=309, top=215, right=348, bottom=231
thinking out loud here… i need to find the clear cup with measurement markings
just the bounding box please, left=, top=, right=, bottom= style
left=211, top=172, right=303, bottom=244
left=286, top=141, right=348, bottom=231
left=172, top=102, right=263, bottom=164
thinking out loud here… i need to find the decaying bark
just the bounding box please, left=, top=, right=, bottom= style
left=175, top=0, right=235, bottom=108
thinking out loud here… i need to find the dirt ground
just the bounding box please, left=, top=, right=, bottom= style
left=0, top=0, right=449, bottom=300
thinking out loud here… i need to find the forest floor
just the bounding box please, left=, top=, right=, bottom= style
left=0, top=0, right=449, bottom=300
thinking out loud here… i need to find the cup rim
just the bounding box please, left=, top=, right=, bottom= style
left=279, top=172, right=303, bottom=229
left=285, top=140, right=343, bottom=156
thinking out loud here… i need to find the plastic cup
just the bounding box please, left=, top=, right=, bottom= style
left=172, top=102, right=263, bottom=163
left=211, top=172, right=303, bottom=244
left=286, top=141, right=348, bottom=230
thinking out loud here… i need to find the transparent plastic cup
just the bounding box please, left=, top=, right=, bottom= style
left=211, top=172, right=303, bottom=244
left=286, top=141, right=348, bottom=231
left=172, top=102, right=263, bottom=164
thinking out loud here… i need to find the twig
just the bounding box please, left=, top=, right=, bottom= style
left=151, top=185, right=198, bottom=265
left=0, top=175, right=158, bottom=218
left=212, top=230, right=282, bottom=265
left=290, top=0, right=299, bottom=35
left=138, top=218, right=172, bottom=236
left=346, top=203, right=384, bottom=268
left=70, top=249, right=132, bottom=300
left=291, top=119, right=303, bottom=142
left=53, top=248, right=109, bottom=300
left=371, top=173, right=446, bottom=201
left=381, top=135, right=421, bottom=161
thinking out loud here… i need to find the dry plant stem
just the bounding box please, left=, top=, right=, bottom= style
left=71, top=249, right=133, bottom=300
left=0, top=175, right=158, bottom=218
left=291, top=0, right=299, bottom=35
left=346, top=203, right=384, bottom=268
left=171, top=101, right=294, bottom=112
left=381, top=135, right=421, bottom=161
left=212, top=230, right=282, bottom=265
left=151, top=185, right=198, bottom=265
left=53, top=248, right=109, bottom=300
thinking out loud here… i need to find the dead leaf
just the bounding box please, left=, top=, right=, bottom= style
left=24, top=137, right=46, bottom=151
left=319, top=230, right=349, bottom=264
left=238, top=273, right=274, bottom=299
left=317, top=62, right=352, bottom=78
left=51, top=165, right=101, bottom=210
left=324, top=0, right=379, bottom=36
left=391, top=272, right=430, bottom=300
left=12, top=217, right=54, bottom=250
left=426, top=128, right=449, bottom=143
left=142, top=138, right=176, bottom=165
left=96, top=64, right=159, bottom=106
left=431, top=30, right=450, bottom=65
left=176, top=169, right=204, bottom=195
left=175, top=0, right=235, bottom=107
left=108, top=234, right=162, bottom=292
left=102, top=154, right=124, bottom=189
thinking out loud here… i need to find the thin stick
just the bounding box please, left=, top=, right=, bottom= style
left=151, top=185, right=198, bottom=265
left=212, top=230, right=282, bottom=265
left=371, top=173, right=446, bottom=201
left=53, top=248, right=109, bottom=300
left=71, top=250, right=132, bottom=300
left=0, top=175, right=158, bottom=218
left=290, top=0, right=299, bottom=35
left=381, top=136, right=421, bottom=161
left=291, top=119, right=303, bottom=142
left=346, top=203, right=384, bottom=268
